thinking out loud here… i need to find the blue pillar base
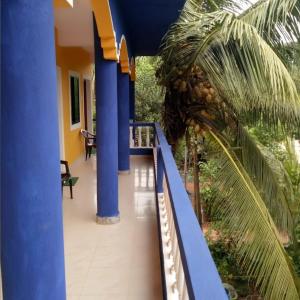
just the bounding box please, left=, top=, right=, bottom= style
left=96, top=214, right=120, bottom=225
left=118, top=170, right=130, bottom=175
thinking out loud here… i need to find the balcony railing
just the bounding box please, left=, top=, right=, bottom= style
left=130, top=122, right=228, bottom=300
left=130, top=122, right=155, bottom=155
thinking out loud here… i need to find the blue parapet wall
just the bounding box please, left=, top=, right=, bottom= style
left=130, top=122, right=228, bottom=299
left=154, top=123, right=227, bottom=299
left=130, top=148, right=153, bottom=156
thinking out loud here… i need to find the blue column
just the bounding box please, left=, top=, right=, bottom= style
left=118, top=67, right=130, bottom=173
left=94, top=19, right=119, bottom=223
left=129, top=80, right=135, bottom=121
left=1, top=1, right=66, bottom=299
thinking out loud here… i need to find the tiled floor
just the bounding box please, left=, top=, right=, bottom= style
left=63, top=155, right=162, bottom=300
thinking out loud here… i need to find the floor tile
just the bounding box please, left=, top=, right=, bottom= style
left=81, top=267, right=129, bottom=295
left=64, top=156, right=162, bottom=299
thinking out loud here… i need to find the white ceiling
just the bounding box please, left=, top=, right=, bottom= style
left=54, top=0, right=94, bottom=55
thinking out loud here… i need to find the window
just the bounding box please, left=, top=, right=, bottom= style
left=70, top=74, right=80, bottom=128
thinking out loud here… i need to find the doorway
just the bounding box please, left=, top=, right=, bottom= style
left=56, top=66, right=65, bottom=159
left=83, top=78, right=93, bottom=133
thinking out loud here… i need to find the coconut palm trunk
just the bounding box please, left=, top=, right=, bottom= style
left=192, top=137, right=203, bottom=225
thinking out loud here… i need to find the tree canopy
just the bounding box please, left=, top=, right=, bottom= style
left=157, top=0, right=300, bottom=298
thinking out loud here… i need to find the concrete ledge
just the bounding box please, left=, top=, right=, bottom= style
left=96, top=215, right=120, bottom=225
left=118, top=170, right=130, bottom=175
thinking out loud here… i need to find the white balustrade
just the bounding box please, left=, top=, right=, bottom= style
left=146, top=127, right=150, bottom=147
left=129, top=124, right=153, bottom=149
left=154, top=147, right=189, bottom=300
left=138, top=127, right=142, bottom=147
left=153, top=124, right=227, bottom=300
left=129, top=126, right=134, bottom=148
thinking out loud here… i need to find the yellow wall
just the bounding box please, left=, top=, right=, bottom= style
left=54, top=0, right=73, bottom=8
left=56, top=44, right=93, bottom=164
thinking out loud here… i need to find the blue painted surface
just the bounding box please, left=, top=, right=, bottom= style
left=117, top=67, right=130, bottom=172
left=1, top=1, right=66, bottom=299
left=117, top=0, right=185, bottom=55
left=130, top=148, right=153, bottom=156
left=152, top=153, right=168, bottom=300
left=109, top=0, right=132, bottom=58
left=129, top=80, right=135, bottom=120
left=156, top=147, right=164, bottom=193
left=94, top=18, right=119, bottom=218
left=154, top=123, right=227, bottom=300
left=130, top=122, right=154, bottom=127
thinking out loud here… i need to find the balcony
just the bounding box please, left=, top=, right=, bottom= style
left=64, top=155, right=162, bottom=299
left=63, top=123, right=227, bottom=300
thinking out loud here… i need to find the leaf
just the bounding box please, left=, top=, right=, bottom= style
left=207, top=129, right=300, bottom=300
left=158, top=0, right=300, bottom=128
left=235, top=124, right=295, bottom=238
left=238, top=0, right=300, bottom=45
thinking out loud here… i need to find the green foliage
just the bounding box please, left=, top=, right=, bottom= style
left=199, top=160, right=219, bottom=219
left=237, top=125, right=295, bottom=235
left=284, top=139, right=300, bottom=197
left=248, top=125, right=288, bottom=162
left=135, top=57, right=164, bottom=122
left=208, top=238, right=241, bottom=279
left=156, top=0, right=300, bottom=297
left=208, top=237, right=258, bottom=298
left=158, top=0, right=300, bottom=131
left=287, top=247, right=300, bottom=276
left=249, top=126, right=300, bottom=198
left=173, top=137, right=183, bottom=159
left=207, top=130, right=299, bottom=300
left=200, top=159, right=219, bottom=179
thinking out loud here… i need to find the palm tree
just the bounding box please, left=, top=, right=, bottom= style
left=157, top=0, right=300, bottom=299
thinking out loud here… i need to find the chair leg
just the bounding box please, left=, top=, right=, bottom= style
left=69, top=179, right=73, bottom=199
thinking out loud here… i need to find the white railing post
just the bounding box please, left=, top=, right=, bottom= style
left=146, top=126, right=150, bottom=147
left=178, top=263, right=185, bottom=300
left=129, top=124, right=154, bottom=150
left=138, top=126, right=142, bottom=148
left=182, top=281, right=188, bottom=300
left=129, top=126, right=134, bottom=148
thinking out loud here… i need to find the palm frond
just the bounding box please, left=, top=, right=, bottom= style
left=235, top=124, right=295, bottom=238
left=207, top=129, right=300, bottom=299
left=238, top=0, right=300, bottom=45
left=159, top=3, right=300, bottom=127
left=215, top=0, right=300, bottom=45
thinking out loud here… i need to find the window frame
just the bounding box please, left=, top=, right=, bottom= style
left=69, top=71, right=81, bottom=130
